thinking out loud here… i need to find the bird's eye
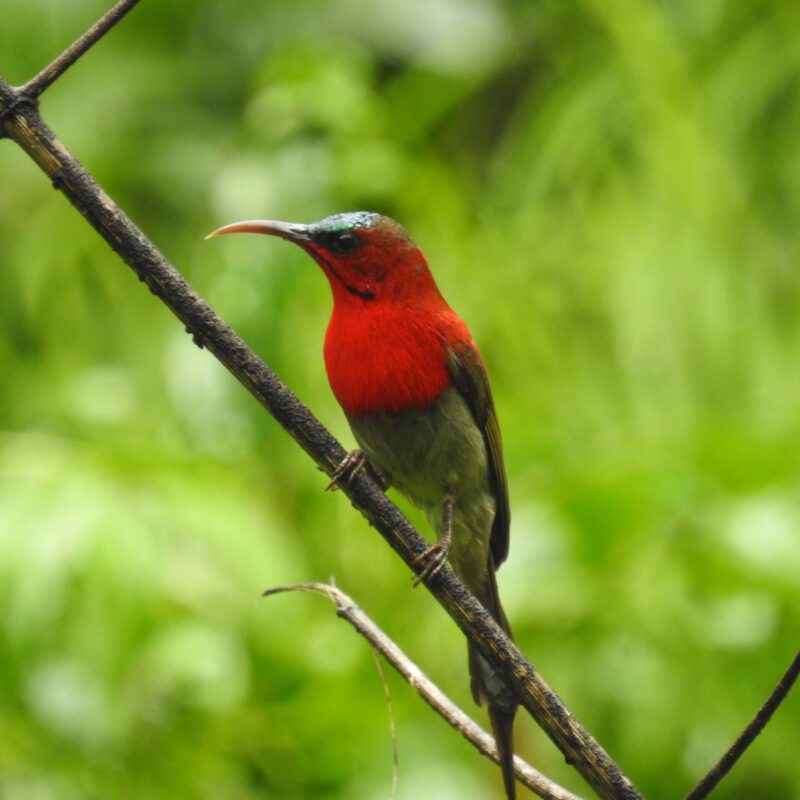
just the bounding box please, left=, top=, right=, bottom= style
left=330, top=231, right=360, bottom=254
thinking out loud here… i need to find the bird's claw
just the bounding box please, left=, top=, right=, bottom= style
left=412, top=540, right=451, bottom=586
left=327, top=450, right=370, bottom=491
left=327, top=450, right=390, bottom=492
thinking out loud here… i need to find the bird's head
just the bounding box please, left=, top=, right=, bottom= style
left=207, top=211, right=436, bottom=303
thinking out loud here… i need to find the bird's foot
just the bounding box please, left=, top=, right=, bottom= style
left=327, top=450, right=368, bottom=491
left=412, top=533, right=452, bottom=587
left=412, top=493, right=454, bottom=586
left=326, top=450, right=388, bottom=492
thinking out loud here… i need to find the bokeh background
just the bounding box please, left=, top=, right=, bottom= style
left=2, top=1, right=799, bottom=798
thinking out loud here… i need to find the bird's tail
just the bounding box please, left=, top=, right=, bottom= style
left=468, top=567, right=518, bottom=800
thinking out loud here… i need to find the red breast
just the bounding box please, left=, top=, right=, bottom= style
left=324, top=298, right=471, bottom=417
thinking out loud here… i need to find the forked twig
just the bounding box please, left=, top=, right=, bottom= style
left=264, top=581, right=584, bottom=800
left=683, top=649, right=800, bottom=800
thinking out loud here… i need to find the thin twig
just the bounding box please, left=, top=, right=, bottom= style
left=683, top=649, right=800, bottom=800
left=369, top=647, right=399, bottom=800
left=264, top=581, right=584, bottom=800
left=20, top=0, right=140, bottom=98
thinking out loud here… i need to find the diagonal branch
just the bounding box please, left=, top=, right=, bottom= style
left=19, top=0, right=140, bottom=99
left=683, top=649, right=800, bottom=800
left=264, top=581, right=585, bottom=800
left=0, top=72, right=641, bottom=800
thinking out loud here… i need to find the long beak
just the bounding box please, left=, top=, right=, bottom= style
left=205, top=219, right=311, bottom=243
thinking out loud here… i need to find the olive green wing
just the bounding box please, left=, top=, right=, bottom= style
left=447, top=344, right=510, bottom=567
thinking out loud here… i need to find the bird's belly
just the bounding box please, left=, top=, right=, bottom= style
left=347, top=386, right=487, bottom=506
left=347, top=386, right=496, bottom=589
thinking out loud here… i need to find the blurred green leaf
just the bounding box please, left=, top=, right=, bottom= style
left=1, top=1, right=799, bottom=798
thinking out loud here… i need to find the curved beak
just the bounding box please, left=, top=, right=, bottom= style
left=205, top=219, right=311, bottom=244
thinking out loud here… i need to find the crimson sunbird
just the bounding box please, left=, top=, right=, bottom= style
left=208, top=212, right=518, bottom=798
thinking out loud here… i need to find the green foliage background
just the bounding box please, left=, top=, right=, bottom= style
left=1, top=1, right=799, bottom=798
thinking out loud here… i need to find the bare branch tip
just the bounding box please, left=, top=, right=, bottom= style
left=21, top=0, right=142, bottom=99
left=261, top=580, right=347, bottom=604
left=683, top=648, right=800, bottom=800
left=261, top=582, right=309, bottom=598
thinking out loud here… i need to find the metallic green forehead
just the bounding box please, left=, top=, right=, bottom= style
left=310, top=211, right=381, bottom=234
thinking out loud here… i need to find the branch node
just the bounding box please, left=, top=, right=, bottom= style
left=185, top=327, right=205, bottom=349
left=0, top=89, right=37, bottom=139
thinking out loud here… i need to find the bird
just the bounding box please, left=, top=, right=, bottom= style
left=208, top=211, right=518, bottom=798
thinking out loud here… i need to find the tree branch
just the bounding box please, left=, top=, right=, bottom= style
left=0, top=73, right=640, bottom=800
left=683, top=649, right=800, bottom=800
left=18, top=0, right=140, bottom=99
left=0, top=10, right=642, bottom=799
left=264, top=581, right=585, bottom=800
